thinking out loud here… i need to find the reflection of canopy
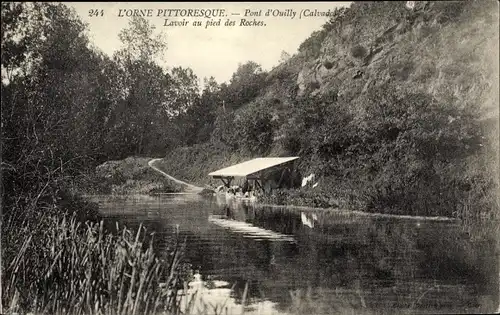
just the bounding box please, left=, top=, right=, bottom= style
left=208, top=157, right=299, bottom=178
left=208, top=215, right=296, bottom=242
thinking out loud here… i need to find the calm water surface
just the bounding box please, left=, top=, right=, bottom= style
left=90, top=194, right=499, bottom=315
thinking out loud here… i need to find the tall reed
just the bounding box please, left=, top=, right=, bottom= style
left=3, top=213, right=187, bottom=315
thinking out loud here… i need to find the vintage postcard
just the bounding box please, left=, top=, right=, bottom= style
left=1, top=1, right=499, bottom=315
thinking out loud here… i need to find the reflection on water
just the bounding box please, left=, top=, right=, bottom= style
left=91, top=194, right=499, bottom=314
left=208, top=215, right=296, bottom=243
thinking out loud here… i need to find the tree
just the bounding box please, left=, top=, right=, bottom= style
left=211, top=108, right=238, bottom=149
left=1, top=4, right=111, bottom=308
left=181, top=76, right=221, bottom=145
left=1, top=2, right=29, bottom=83
left=116, top=16, right=167, bottom=63
left=109, top=16, right=172, bottom=155
left=224, top=61, right=267, bottom=109
left=166, top=66, right=200, bottom=116
left=279, top=50, right=291, bottom=64
left=235, top=106, right=275, bottom=155
left=1, top=2, right=107, bottom=187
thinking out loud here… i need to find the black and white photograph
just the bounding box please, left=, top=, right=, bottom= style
left=1, top=1, right=499, bottom=314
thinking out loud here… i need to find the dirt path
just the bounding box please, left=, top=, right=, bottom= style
left=148, top=158, right=204, bottom=193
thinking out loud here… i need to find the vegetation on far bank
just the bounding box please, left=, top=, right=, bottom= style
left=86, top=156, right=182, bottom=195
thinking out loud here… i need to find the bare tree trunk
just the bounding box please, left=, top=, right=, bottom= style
left=137, top=120, right=148, bottom=156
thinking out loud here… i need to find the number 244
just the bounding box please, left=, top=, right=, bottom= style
left=88, top=9, right=104, bottom=17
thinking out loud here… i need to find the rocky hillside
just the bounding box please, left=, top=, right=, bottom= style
left=264, top=1, right=498, bottom=120
left=257, top=0, right=498, bottom=178
left=159, top=0, right=499, bottom=217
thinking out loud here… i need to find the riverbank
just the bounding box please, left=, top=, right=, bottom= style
left=151, top=145, right=499, bottom=220
left=83, top=156, right=184, bottom=195
left=87, top=154, right=498, bottom=223
left=148, top=158, right=204, bottom=193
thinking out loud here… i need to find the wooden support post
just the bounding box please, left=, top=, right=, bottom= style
left=254, top=179, right=264, bottom=192
left=277, top=167, right=290, bottom=188
left=220, top=177, right=233, bottom=188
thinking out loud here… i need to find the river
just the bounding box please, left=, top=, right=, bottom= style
left=89, top=193, right=499, bottom=314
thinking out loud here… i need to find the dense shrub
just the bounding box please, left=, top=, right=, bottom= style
left=277, top=81, right=488, bottom=216
left=350, top=45, right=367, bottom=59
left=210, top=108, right=239, bottom=150
left=234, top=106, right=276, bottom=155
left=155, top=142, right=243, bottom=186
left=298, top=30, right=327, bottom=58
left=92, top=157, right=182, bottom=194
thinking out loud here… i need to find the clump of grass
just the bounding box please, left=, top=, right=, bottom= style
left=2, top=214, right=188, bottom=315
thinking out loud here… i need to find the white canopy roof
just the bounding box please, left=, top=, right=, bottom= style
left=208, top=157, right=299, bottom=178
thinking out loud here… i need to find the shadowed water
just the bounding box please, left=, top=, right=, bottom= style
left=90, top=194, right=499, bottom=314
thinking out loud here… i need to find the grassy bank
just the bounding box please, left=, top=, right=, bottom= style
left=154, top=143, right=251, bottom=188
left=79, top=156, right=183, bottom=195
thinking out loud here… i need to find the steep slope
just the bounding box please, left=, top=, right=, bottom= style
left=266, top=1, right=498, bottom=124
left=158, top=0, right=499, bottom=217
